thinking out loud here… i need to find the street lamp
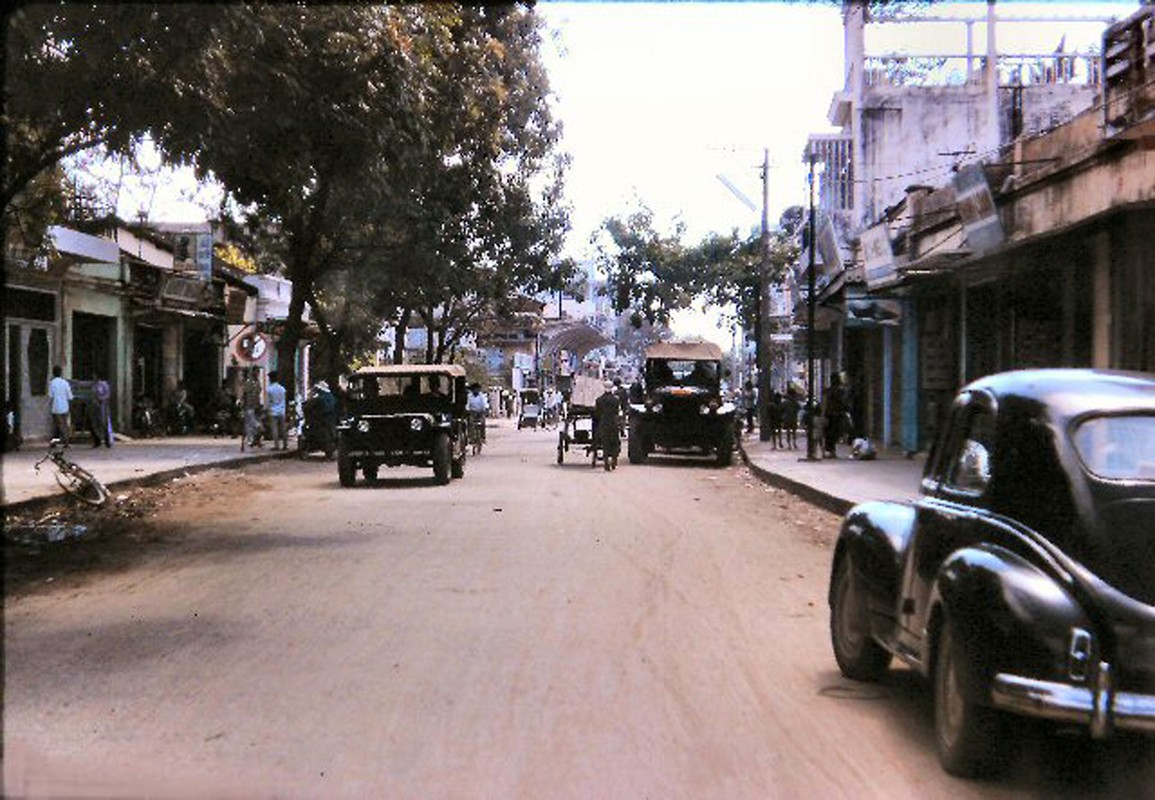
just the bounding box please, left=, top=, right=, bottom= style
left=805, top=149, right=821, bottom=461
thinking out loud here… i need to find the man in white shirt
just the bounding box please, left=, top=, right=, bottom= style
left=466, top=383, right=489, bottom=443
left=48, top=365, right=73, bottom=445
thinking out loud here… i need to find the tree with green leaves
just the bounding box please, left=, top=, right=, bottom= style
left=593, top=204, right=801, bottom=333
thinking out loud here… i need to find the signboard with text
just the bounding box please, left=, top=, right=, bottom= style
left=195, top=234, right=214, bottom=281
left=861, top=222, right=898, bottom=289
left=953, top=164, right=1004, bottom=252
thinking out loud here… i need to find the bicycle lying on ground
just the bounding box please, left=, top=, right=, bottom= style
left=34, top=439, right=110, bottom=507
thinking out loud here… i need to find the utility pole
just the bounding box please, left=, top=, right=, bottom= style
left=805, top=149, right=820, bottom=461
left=757, top=148, right=774, bottom=442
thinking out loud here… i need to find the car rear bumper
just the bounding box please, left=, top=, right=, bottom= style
left=992, top=664, right=1155, bottom=737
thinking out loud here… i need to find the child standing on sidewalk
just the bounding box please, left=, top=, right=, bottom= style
left=782, top=389, right=800, bottom=450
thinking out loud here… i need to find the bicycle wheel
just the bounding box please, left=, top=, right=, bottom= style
left=56, top=465, right=110, bottom=507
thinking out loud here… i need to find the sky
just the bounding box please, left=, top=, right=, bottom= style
left=97, top=1, right=1141, bottom=347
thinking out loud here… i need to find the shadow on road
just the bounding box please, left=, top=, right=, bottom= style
left=815, top=666, right=1155, bottom=796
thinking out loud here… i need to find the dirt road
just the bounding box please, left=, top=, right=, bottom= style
left=5, top=421, right=1152, bottom=798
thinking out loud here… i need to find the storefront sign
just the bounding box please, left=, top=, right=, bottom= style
left=816, top=216, right=844, bottom=275
left=195, top=234, right=214, bottom=281
left=953, top=164, right=1004, bottom=252
left=847, top=297, right=903, bottom=326
left=861, top=223, right=898, bottom=289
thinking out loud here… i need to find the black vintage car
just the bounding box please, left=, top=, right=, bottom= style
left=336, top=365, right=468, bottom=486
left=828, top=369, right=1155, bottom=777
left=627, top=341, right=737, bottom=466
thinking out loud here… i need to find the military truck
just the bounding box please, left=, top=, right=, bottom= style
left=627, top=341, right=737, bottom=466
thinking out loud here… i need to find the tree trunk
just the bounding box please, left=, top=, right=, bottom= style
left=392, top=309, right=411, bottom=364
left=276, top=279, right=311, bottom=403
left=422, top=308, right=435, bottom=365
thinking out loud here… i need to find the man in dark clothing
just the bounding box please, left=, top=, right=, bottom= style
left=822, top=373, right=847, bottom=458
left=781, top=388, right=800, bottom=450
left=594, top=380, right=622, bottom=471
left=613, top=378, right=629, bottom=435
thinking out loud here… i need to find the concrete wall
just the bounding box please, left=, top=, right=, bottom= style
left=860, top=85, right=997, bottom=228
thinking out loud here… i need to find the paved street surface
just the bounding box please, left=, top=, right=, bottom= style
left=4, top=420, right=1152, bottom=798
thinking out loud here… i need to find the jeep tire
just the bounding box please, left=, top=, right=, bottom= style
left=628, top=422, right=647, bottom=464
left=432, top=433, right=451, bottom=485
left=338, top=452, right=356, bottom=487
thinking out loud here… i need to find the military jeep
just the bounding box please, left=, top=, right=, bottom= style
left=336, top=364, right=468, bottom=486
left=627, top=341, right=737, bottom=466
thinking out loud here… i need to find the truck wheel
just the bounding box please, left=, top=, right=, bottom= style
left=830, top=558, right=891, bottom=681
left=716, top=431, right=734, bottom=466
left=432, top=433, right=451, bottom=485
left=934, top=620, right=1010, bottom=777
left=451, top=454, right=465, bottom=479
left=338, top=454, right=356, bottom=487
left=363, top=463, right=379, bottom=485
left=628, top=431, right=646, bottom=464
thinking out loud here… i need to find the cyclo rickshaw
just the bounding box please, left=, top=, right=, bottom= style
left=556, top=375, right=614, bottom=468
left=517, top=388, right=541, bottom=429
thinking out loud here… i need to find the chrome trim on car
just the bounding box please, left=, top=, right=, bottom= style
left=1068, top=628, right=1093, bottom=681
left=992, top=664, right=1155, bottom=737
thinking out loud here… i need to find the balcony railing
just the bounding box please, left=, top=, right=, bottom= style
left=864, top=53, right=1102, bottom=88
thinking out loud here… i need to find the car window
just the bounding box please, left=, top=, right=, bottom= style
left=1072, top=414, right=1155, bottom=481
left=945, top=406, right=995, bottom=494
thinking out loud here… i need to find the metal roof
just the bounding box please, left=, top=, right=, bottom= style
left=538, top=322, right=612, bottom=358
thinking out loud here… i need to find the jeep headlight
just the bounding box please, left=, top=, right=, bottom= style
left=357, top=419, right=371, bottom=433
left=410, top=417, right=424, bottom=431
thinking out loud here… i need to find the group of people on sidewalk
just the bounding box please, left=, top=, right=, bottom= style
left=739, top=372, right=857, bottom=459
left=740, top=380, right=802, bottom=450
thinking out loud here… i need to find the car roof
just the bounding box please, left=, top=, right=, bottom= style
left=351, top=364, right=467, bottom=378
left=645, top=341, right=724, bottom=361
left=965, top=369, right=1155, bottom=421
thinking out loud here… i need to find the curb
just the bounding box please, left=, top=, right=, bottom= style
left=2, top=449, right=297, bottom=518
left=736, top=439, right=854, bottom=516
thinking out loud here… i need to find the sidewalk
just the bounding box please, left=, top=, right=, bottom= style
left=737, top=428, right=925, bottom=515
left=1, top=435, right=295, bottom=512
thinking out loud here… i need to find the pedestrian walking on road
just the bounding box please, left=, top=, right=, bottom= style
left=594, top=380, right=621, bottom=471
left=266, top=371, right=289, bottom=450
left=48, top=365, right=73, bottom=445
left=89, top=373, right=113, bottom=448
left=241, top=369, right=263, bottom=451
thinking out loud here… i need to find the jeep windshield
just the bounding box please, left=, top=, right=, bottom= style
left=346, top=374, right=455, bottom=406
left=647, top=359, right=719, bottom=389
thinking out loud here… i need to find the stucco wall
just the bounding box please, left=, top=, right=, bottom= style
left=860, top=86, right=997, bottom=227
left=1007, top=145, right=1155, bottom=240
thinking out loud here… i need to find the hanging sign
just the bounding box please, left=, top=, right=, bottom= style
left=195, top=234, right=214, bottom=281
left=953, top=164, right=1004, bottom=253
left=861, top=223, right=898, bottom=289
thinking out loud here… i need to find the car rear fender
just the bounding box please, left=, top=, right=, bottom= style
left=832, top=501, right=917, bottom=629
left=928, top=544, right=1093, bottom=701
